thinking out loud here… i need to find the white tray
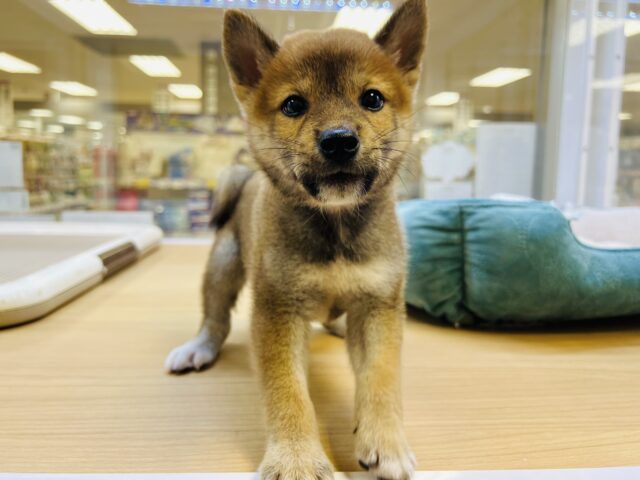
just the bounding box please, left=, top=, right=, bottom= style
left=0, top=222, right=162, bottom=328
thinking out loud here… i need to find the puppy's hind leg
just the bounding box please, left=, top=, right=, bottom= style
left=165, top=227, right=244, bottom=373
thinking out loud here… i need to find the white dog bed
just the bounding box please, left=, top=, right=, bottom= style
left=0, top=222, right=162, bottom=328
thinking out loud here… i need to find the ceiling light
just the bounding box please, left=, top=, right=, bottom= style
left=468, top=119, right=485, bottom=128
left=128, top=0, right=392, bottom=12
left=58, top=115, right=85, bottom=125
left=47, top=124, right=64, bottom=134
left=623, top=73, right=640, bottom=92
left=596, top=19, right=640, bottom=38
left=87, top=121, right=103, bottom=130
left=332, top=7, right=392, bottom=38
left=168, top=83, right=203, bottom=99
left=129, top=55, right=181, bottom=78
left=50, top=81, right=97, bottom=96
left=426, top=91, right=460, bottom=107
left=29, top=109, right=53, bottom=118
left=0, top=52, right=41, bottom=74
left=619, top=112, right=632, bottom=121
left=49, top=0, right=137, bottom=36
left=470, top=68, right=532, bottom=87
left=17, top=120, right=37, bottom=129
left=592, top=77, right=623, bottom=90
left=625, top=20, right=640, bottom=37
left=572, top=19, right=640, bottom=45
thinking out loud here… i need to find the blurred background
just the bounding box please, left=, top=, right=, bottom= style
left=0, top=0, right=638, bottom=235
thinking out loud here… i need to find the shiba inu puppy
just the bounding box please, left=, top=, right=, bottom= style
left=165, top=1, right=427, bottom=478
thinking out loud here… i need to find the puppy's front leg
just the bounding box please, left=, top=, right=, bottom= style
left=253, top=299, right=334, bottom=480
left=347, top=297, right=415, bottom=480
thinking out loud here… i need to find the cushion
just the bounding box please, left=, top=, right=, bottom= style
left=398, top=199, right=640, bottom=328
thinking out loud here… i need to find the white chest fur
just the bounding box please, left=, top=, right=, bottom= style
left=299, top=256, right=399, bottom=298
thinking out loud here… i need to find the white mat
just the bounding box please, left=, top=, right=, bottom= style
left=2, top=467, right=640, bottom=480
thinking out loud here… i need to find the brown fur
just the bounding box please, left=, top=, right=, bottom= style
left=165, top=2, right=428, bottom=478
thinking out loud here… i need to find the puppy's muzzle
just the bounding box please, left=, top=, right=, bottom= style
left=318, top=128, right=359, bottom=164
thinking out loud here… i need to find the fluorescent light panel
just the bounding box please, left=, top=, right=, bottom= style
left=470, top=68, right=531, bottom=87
left=49, top=0, right=137, bottom=36
left=17, top=120, right=37, bottom=129
left=58, top=115, right=85, bottom=125
left=624, top=73, right=640, bottom=92
left=597, top=19, right=640, bottom=38
left=619, top=112, right=632, bottom=121
left=87, top=121, right=103, bottom=130
left=128, top=0, right=395, bottom=13
left=129, top=56, right=181, bottom=77
left=332, top=7, right=392, bottom=38
left=30, top=109, right=53, bottom=118
left=571, top=18, right=640, bottom=46
left=0, top=52, right=41, bottom=74
left=625, top=20, right=640, bottom=37
left=47, top=124, right=64, bottom=133
left=593, top=73, right=640, bottom=92
left=426, top=91, right=460, bottom=106
left=168, top=83, right=203, bottom=99
left=50, top=81, right=97, bottom=96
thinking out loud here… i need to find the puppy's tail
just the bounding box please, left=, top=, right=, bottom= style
left=210, top=164, right=254, bottom=230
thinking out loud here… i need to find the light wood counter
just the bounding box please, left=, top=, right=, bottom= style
left=1, top=244, right=639, bottom=473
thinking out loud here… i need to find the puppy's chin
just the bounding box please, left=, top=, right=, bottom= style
left=302, top=171, right=377, bottom=209
left=316, top=182, right=364, bottom=208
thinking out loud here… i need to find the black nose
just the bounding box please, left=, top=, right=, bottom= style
left=318, top=128, right=360, bottom=163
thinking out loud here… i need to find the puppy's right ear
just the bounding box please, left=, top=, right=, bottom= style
left=223, top=10, right=279, bottom=99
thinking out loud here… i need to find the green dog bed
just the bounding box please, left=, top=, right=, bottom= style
left=398, top=199, right=640, bottom=328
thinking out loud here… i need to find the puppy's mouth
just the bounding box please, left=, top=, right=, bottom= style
left=301, top=170, right=377, bottom=201
left=323, top=171, right=361, bottom=186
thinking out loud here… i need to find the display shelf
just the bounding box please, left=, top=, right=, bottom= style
left=117, top=179, right=213, bottom=233
left=28, top=199, right=91, bottom=215
left=0, top=135, right=115, bottom=215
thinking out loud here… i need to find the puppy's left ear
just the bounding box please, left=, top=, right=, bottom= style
left=375, top=0, right=428, bottom=87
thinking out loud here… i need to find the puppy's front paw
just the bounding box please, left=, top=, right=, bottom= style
left=259, top=442, right=334, bottom=480
left=164, top=330, right=219, bottom=373
left=355, top=422, right=416, bottom=480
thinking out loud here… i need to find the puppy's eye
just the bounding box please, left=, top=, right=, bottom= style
left=360, top=89, right=384, bottom=112
left=281, top=95, right=308, bottom=117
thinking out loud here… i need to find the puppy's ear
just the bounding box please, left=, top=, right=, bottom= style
left=374, top=0, right=427, bottom=87
left=223, top=10, right=279, bottom=94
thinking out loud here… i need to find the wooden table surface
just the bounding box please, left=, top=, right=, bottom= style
left=1, top=244, right=639, bottom=473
